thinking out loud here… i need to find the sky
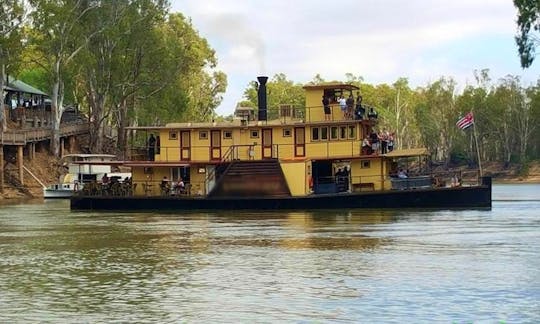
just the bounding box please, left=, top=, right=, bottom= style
left=170, top=0, right=540, bottom=116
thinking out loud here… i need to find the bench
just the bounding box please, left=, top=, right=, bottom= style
left=353, top=183, right=375, bottom=192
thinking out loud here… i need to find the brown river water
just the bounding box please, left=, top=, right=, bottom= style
left=0, top=184, right=539, bottom=322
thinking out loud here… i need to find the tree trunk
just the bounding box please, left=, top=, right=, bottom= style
left=0, top=62, right=6, bottom=132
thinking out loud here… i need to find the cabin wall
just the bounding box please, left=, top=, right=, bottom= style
left=190, top=167, right=206, bottom=196
left=350, top=158, right=387, bottom=191
left=156, top=130, right=180, bottom=161
left=281, top=161, right=307, bottom=196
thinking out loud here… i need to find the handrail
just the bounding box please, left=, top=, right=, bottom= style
left=23, top=165, right=47, bottom=189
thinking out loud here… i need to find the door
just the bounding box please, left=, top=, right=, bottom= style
left=262, top=128, right=273, bottom=159
left=294, top=127, right=305, bottom=157
left=210, top=130, right=221, bottom=160
left=180, top=131, right=191, bottom=161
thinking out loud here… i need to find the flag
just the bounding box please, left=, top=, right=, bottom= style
left=456, top=112, right=474, bottom=130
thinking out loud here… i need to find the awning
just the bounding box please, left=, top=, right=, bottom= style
left=383, top=148, right=429, bottom=158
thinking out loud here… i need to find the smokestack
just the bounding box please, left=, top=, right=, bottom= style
left=257, top=76, right=268, bottom=121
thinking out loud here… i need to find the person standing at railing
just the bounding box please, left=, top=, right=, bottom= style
left=147, top=133, right=156, bottom=161
left=322, top=95, right=331, bottom=120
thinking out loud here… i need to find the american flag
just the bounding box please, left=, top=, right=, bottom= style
left=456, top=112, right=474, bottom=130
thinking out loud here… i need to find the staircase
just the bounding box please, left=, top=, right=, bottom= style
left=209, top=160, right=291, bottom=197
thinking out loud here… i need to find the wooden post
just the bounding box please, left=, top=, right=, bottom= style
left=69, top=136, right=76, bottom=153
left=0, top=144, right=4, bottom=193
left=472, top=123, right=483, bottom=177
left=18, top=145, right=24, bottom=185
left=28, top=142, right=35, bottom=160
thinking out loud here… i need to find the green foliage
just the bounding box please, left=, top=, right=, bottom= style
left=514, top=0, right=540, bottom=68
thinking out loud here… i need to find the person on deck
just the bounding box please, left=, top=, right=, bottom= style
left=147, top=134, right=156, bottom=161
left=322, top=95, right=331, bottom=120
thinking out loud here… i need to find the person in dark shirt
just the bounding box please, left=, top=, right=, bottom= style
left=322, top=96, right=331, bottom=120
left=147, top=134, right=156, bottom=161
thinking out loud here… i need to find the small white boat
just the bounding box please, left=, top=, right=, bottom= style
left=44, top=154, right=130, bottom=199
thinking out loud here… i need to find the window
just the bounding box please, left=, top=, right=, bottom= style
left=330, top=126, right=338, bottom=140
left=348, top=125, right=356, bottom=139
left=321, top=126, right=328, bottom=140
left=340, top=126, right=347, bottom=140
left=223, top=131, right=232, bottom=139
left=250, top=130, right=259, bottom=138
left=361, top=160, right=371, bottom=169
left=283, top=128, right=292, bottom=137
left=311, top=127, right=320, bottom=141
left=199, top=131, right=208, bottom=140
left=169, top=131, right=178, bottom=140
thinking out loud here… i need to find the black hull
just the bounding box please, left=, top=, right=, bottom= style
left=70, top=184, right=492, bottom=211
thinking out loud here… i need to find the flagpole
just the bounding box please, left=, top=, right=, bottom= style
left=472, top=122, right=483, bottom=177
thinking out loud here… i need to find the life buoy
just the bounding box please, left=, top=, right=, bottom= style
left=309, top=176, right=313, bottom=189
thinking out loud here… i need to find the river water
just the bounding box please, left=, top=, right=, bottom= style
left=0, top=184, right=539, bottom=322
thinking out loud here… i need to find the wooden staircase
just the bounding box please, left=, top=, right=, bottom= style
left=209, top=160, right=291, bottom=197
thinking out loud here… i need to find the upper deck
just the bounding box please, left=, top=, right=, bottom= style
left=126, top=81, right=377, bottom=164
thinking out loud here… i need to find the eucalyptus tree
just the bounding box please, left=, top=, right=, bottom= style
left=414, top=78, right=459, bottom=165
left=514, top=0, right=539, bottom=68
left=164, top=14, right=227, bottom=123
left=75, top=0, right=169, bottom=153
left=0, top=0, right=24, bottom=131
left=526, top=80, right=540, bottom=158
left=28, top=0, right=101, bottom=156
left=110, top=12, right=226, bottom=154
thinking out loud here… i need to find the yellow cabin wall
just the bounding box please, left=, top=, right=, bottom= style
left=304, top=89, right=344, bottom=122
left=350, top=158, right=388, bottom=191
left=281, top=161, right=307, bottom=196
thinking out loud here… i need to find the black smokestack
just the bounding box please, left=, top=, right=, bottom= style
left=257, top=76, right=268, bottom=121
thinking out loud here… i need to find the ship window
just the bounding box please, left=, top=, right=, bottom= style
left=348, top=125, right=356, bottom=139
left=330, top=126, right=338, bottom=140
left=283, top=128, right=292, bottom=137
left=321, top=126, right=328, bottom=140
left=199, top=131, right=208, bottom=140
left=311, top=127, right=320, bottom=141
left=169, top=131, right=178, bottom=140
left=223, top=131, right=232, bottom=139
left=250, top=130, right=259, bottom=138
left=361, top=160, right=370, bottom=169
left=340, top=126, right=347, bottom=140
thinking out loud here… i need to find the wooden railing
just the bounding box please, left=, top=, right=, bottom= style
left=0, top=122, right=89, bottom=145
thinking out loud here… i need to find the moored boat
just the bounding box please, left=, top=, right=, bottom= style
left=70, top=77, right=491, bottom=210
left=44, top=154, right=130, bottom=199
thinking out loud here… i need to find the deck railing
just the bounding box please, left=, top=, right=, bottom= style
left=0, top=122, right=89, bottom=145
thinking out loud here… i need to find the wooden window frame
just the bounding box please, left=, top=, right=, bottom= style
left=199, top=130, right=208, bottom=140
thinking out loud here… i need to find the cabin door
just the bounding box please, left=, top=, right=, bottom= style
left=262, top=128, right=273, bottom=159
left=180, top=131, right=191, bottom=161
left=294, top=127, right=305, bottom=157
left=210, top=130, right=221, bottom=160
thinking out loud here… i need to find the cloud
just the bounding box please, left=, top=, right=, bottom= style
left=171, top=0, right=539, bottom=115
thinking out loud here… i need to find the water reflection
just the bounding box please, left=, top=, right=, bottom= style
left=1, top=186, right=539, bottom=322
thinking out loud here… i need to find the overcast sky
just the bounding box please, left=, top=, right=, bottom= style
left=171, top=0, right=540, bottom=116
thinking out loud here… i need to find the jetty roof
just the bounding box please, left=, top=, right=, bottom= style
left=383, top=148, right=429, bottom=157
left=302, top=83, right=359, bottom=91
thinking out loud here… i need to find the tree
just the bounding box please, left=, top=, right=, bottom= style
left=0, top=0, right=24, bottom=131
left=28, top=0, right=101, bottom=156
left=415, top=78, right=459, bottom=165
left=514, top=0, right=540, bottom=68
left=76, top=0, right=169, bottom=153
